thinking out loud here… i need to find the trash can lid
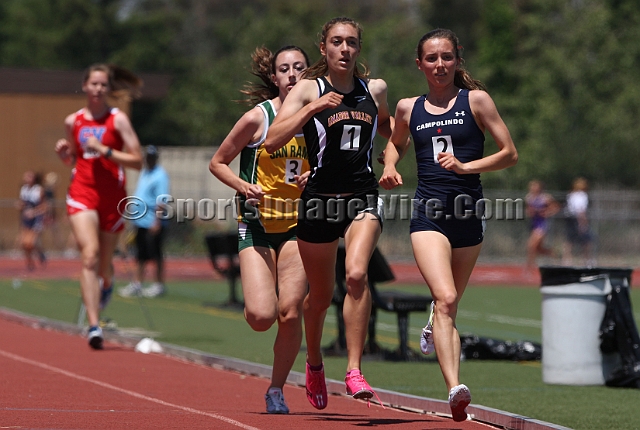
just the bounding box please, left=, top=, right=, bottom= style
left=539, top=266, right=633, bottom=286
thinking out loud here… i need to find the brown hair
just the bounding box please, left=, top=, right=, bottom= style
left=416, top=29, right=486, bottom=91
left=241, top=45, right=310, bottom=106
left=303, top=17, right=370, bottom=80
left=83, top=63, right=144, bottom=100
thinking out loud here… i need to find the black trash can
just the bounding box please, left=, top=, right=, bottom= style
left=539, top=266, right=632, bottom=385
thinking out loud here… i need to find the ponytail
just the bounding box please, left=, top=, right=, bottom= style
left=82, top=63, right=143, bottom=101
left=241, top=45, right=311, bottom=105
left=240, top=46, right=277, bottom=105
left=454, top=68, right=487, bottom=92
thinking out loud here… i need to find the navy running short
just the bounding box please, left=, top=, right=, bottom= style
left=410, top=198, right=484, bottom=248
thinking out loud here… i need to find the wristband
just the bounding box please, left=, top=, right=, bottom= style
left=105, top=148, right=113, bottom=158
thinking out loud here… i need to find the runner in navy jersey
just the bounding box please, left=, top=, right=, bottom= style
left=380, top=29, right=517, bottom=422
left=265, top=17, right=393, bottom=410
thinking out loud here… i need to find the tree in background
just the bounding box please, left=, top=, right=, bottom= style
left=475, top=0, right=640, bottom=189
left=2, top=0, right=640, bottom=190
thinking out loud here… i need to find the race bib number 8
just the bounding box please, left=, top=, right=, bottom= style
left=340, top=125, right=361, bottom=151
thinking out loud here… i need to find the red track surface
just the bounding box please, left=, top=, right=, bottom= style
left=0, top=316, right=497, bottom=430
left=1, top=256, right=581, bottom=429
left=0, top=255, right=537, bottom=285
left=3, top=254, right=639, bottom=286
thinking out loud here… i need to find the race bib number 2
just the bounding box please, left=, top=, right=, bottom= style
left=432, top=135, right=454, bottom=163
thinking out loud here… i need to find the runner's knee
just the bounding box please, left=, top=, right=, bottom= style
left=245, top=307, right=277, bottom=332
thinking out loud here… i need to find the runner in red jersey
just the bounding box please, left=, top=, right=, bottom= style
left=66, top=107, right=128, bottom=232
left=55, top=64, right=143, bottom=349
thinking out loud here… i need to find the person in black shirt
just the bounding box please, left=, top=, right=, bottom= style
left=265, top=17, right=392, bottom=410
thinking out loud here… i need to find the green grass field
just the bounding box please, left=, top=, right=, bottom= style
left=2, top=277, right=640, bottom=429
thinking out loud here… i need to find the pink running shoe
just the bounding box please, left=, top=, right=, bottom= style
left=306, top=362, right=327, bottom=410
left=345, top=369, right=374, bottom=400
left=448, top=384, right=471, bottom=422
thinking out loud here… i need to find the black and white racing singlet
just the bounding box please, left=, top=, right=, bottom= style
left=302, top=76, right=379, bottom=194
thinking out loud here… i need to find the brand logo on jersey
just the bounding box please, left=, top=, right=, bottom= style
left=455, top=111, right=465, bottom=117
left=78, top=126, right=107, bottom=144
left=354, top=95, right=367, bottom=102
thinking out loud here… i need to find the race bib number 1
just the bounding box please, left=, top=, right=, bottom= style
left=340, top=125, right=361, bottom=151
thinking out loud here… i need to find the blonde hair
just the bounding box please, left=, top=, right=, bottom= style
left=44, top=172, right=58, bottom=188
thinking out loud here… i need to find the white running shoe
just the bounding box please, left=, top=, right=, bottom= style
left=118, top=281, right=142, bottom=298
left=420, top=301, right=435, bottom=355
left=142, top=283, right=166, bottom=298
left=448, top=384, right=471, bottom=422
left=265, top=387, right=289, bottom=414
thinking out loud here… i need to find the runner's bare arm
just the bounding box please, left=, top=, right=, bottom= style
left=379, top=97, right=415, bottom=190
left=209, top=106, right=265, bottom=199
left=264, top=79, right=343, bottom=153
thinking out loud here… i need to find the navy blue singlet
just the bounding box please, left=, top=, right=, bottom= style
left=410, top=89, right=485, bottom=213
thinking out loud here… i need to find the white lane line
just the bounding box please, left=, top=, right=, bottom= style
left=375, top=311, right=541, bottom=338
left=457, top=310, right=541, bottom=328
left=0, top=348, right=260, bottom=430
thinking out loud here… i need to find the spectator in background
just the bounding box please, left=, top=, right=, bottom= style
left=525, top=180, right=559, bottom=271
left=42, top=172, right=63, bottom=250
left=17, top=170, right=47, bottom=271
left=563, top=177, right=595, bottom=266
left=118, top=145, right=170, bottom=298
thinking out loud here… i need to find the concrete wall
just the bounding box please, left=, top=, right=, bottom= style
left=126, top=146, right=238, bottom=201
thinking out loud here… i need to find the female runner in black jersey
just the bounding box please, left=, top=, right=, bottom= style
left=265, top=17, right=393, bottom=410
left=380, top=29, right=517, bottom=421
